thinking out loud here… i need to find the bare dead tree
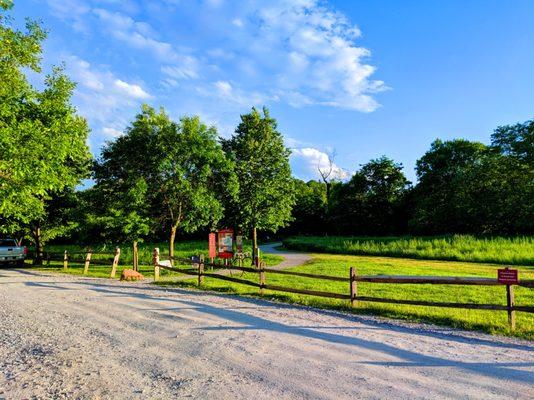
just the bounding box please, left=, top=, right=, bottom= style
left=318, top=149, right=337, bottom=204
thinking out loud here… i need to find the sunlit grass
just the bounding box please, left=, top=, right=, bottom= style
left=283, top=235, right=534, bottom=266
left=160, top=254, right=534, bottom=339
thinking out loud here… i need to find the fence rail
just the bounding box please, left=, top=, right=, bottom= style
left=152, top=248, right=534, bottom=331
left=30, top=248, right=123, bottom=278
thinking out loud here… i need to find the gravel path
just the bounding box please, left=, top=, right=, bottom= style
left=1, top=268, right=533, bottom=399
left=260, top=242, right=312, bottom=269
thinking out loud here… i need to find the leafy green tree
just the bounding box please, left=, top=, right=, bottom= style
left=222, top=107, right=295, bottom=259
left=329, top=156, right=410, bottom=234
left=283, top=179, right=327, bottom=235
left=0, top=3, right=91, bottom=261
left=411, top=139, right=488, bottom=234
left=94, top=105, right=236, bottom=260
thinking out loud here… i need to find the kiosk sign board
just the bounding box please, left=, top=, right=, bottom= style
left=218, top=229, right=234, bottom=259
left=208, top=233, right=216, bottom=259
left=498, top=268, right=518, bottom=285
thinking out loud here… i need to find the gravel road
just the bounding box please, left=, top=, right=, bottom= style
left=1, top=268, right=533, bottom=399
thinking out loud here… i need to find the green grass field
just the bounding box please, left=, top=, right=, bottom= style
left=29, top=239, right=534, bottom=339
left=283, top=235, right=534, bottom=266
left=158, top=253, right=534, bottom=339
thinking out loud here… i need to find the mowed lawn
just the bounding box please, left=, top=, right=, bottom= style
left=162, top=253, right=534, bottom=339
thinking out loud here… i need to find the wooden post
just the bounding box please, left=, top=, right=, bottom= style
left=153, top=248, right=160, bottom=282
left=350, top=267, right=357, bottom=307
left=259, top=265, right=265, bottom=295
left=63, top=250, right=68, bottom=270
left=198, top=254, right=204, bottom=286
left=506, top=284, right=516, bottom=331
left=83, top=250, right=92, bottom=274
left=133, top=241, right=139, bottom=272
left=110, top=247, right=120, bottom=278
left=46, top=252, right=50, bottom=267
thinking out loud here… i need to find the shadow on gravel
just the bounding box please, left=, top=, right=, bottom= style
left=22, top=278, right=534, bottom=384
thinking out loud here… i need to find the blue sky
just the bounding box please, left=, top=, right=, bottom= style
left=12, top=0, right=534, bottom=182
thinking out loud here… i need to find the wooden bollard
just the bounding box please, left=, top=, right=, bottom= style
left=110, top=247, right=120, bottom=278
left=259, top=266, right=265, bottom=295
left=83, top=250, right=92, bottom=274
left=63, top=250, right=68, bottom=270
left=506, top=283, right=516, bottom=331
left=133, top=241, right=139, bottom=272
left=350, top=267, right=357, bottom=307
left=198, top=254, right=204, bottom=286
left=153, top=248, right=160, bottom=282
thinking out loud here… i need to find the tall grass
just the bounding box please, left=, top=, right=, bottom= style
left=283, top=235, right=534, bottom=266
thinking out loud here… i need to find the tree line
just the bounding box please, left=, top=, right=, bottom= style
left=286, top=123, right=533, bottom=236
left=1, top=3, right=532, bottom=260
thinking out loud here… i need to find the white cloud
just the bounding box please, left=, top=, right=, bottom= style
left=292, top=147, right=350, bottom=181
left=102, top=127, right=123, bottom=138
left=62, top=54, right=152, bottom=151
left=113, top=79, right=152, bottom=99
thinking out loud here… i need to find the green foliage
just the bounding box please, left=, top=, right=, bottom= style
left=222, top=107, right=295, bottom=234
left=0, top=5, right=91, bottom=246
left=283, top=235, right=534, bottom=266
left=328, top=156, right=410, bottom=234
left=92, top=105, right=236, bottom=251
left=282, top=179, right=327, bottom=235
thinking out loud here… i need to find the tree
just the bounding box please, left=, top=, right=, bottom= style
left=283, top=179, right=327, bottom=235
left=329, top=156, right=410, bottom=234
left=411, top=139, right=488, bottom=234
left=94, top=105, right=236, bottom=260
left=0, top=3, right=91, bottom=261
left=222, top=107, right=295, bottom=261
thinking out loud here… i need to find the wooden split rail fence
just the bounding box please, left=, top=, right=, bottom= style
left=152, top=247, right=534, bottom=331
left=33, top=248, right=122, bottom=278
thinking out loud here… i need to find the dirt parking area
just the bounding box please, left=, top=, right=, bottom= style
left=0, top=268, right=533, bottom=399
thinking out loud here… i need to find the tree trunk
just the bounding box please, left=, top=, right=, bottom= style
left=169, top=226, right=177, bottom=265
left=33, top=223, right=44, bottom=266
left=252, top=226, right=258, bottom=267
left=133, top=240, right=139, bottom=271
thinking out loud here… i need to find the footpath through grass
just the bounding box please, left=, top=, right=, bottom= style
left=283, top=235, right=534, bottom=266
left=160, top=253, right=534, bottom=340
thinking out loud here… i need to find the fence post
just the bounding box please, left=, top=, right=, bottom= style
left=198, top=254, right=204, bottom=286
left=259, top=265, right=265, bottom=295
left=133, top=241, right=139, bottom=272
left=153, top=248, right=160, bottom=282
left=506, top=284, right=516, bottom=331
left=63, top=250, right=68, bottom=270
left=110, top=247, right=120, bottom=278
left=83, top=250, right=92, bottom=274
left=350, top=267, right=357, bottom=307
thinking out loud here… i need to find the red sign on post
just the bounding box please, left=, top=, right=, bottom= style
left=218, top=229, right=234, bottom=259
left=208, top=233, right=216, bottom=259
left=498, top=268, right=518, bottom=285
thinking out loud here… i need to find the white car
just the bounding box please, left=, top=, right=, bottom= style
left=0, top=238, right=27, bottom=267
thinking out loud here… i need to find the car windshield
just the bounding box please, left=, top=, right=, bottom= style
left=0, top=239, right=17, bottom=247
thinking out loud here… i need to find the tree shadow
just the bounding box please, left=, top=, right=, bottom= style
left=23, top=279, right=534, bottom=384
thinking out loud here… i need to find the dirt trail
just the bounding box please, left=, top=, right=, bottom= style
left=0, top=268, right=533, bottom=399
left=260, top=242, right=312, bottom=269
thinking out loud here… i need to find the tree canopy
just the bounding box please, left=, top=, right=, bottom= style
left=0, top=3, right=91, bottom=255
